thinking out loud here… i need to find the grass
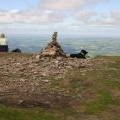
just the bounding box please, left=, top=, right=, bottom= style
left=0, top=106, right=64, bottom=120
left=85, top=90, right=112, bottom=114
left=0, top=105, right=78, bottom=120
left=57, top=56, right=120, bottom=119
left=0, top=52, right=33, bottom=58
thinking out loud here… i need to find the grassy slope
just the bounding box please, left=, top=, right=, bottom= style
left=0, top=55, right=120, bottom=120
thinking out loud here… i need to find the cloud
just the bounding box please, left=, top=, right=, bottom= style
left=40, top=0, right=103, bottom=10
left=75, top=11, right=96, bottom=25
left=0, top=0, right=112, bottom=25
left=74, top=9, right=120, bottom=26
left=95, top=10, right=120, bottom=25
left=41, top=0, right=83, bottom=10
left=0, top=9, right=63, bottom=24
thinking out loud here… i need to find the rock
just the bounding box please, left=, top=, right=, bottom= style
left=18, top=100, right=24, bottom=105
left=41, top=72, right=48, bottom=77
left=81, top=73, right=86, bottom=76
left=65, top=66, right=73, bottom=69
left=43, top=57, right=50, bottom=62
left=56, top=56, right=63, bottom=61
left=39, top=101, right=51, bottom=108
left=41, top=80, right=49, bottom=83
left=35, top=55, right=40, bottom=61
left=16, top=63, right=21, bottom=65
left=20, top=78, right=26, bottom=82
left=39, top=32, right=66, bottom=58
left=55, top=60, right=59, bottom=64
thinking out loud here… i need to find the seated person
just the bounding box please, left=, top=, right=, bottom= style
left=0, top=33, right=9, bottom=52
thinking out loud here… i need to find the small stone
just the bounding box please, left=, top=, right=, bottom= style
left=35, top=55, right=40, bottom=61
left=41, top=72, right=47, bottom=77
left=18, top=100, right=24, bottom=105
left=66, top=66, right=73, bottom=69
left=16, top=63, right=20, bottom=65
left=56, top=57, right=63, bottom=61
left=41, top=80, right=49, bottom=83
left=81, top=73, right=86, bottom=76
left=55, top=60, right=59, bottom=64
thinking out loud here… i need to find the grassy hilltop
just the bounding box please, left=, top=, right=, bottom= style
left=0, top=53, right=120, bottom=120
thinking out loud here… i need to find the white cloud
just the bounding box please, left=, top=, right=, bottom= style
left=0, top=9, right=63, bottom=24
left=41, top=0, right=83, bottom=10
left=74, top=9, right=120, bottom=26
left=75, top=11, right=96, bottom=25
left=89, top=10, right=120, bottom=25
left=40, top=0, right=104, bottom=10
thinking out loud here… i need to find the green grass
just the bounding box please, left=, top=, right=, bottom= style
left=85, top=90, right=112, bottom=114
left=0, top=106, right=63, bottom=120
left=0, top=105, right=78, bottom=120
left=59, top=56, right=120, bottom=119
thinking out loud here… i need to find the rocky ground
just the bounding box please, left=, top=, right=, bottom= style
left=0, top=53, right=97, bottom=108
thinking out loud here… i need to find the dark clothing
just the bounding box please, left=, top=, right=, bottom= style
left=0, top=45, right=9, bottom=52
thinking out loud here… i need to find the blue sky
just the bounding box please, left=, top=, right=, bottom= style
left=0, top=0, right=120, bottom=36
left=0, top=0, right=39, bottom=10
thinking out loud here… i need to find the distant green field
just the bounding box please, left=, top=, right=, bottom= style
left=0, top=56, right=120, bottom=120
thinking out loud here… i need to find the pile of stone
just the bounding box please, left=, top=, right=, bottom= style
left=39, top=32, right=65, bottom=58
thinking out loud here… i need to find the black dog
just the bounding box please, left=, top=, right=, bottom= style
left=11, top=48, right=21, bottom=53
left=70, top=50, right=88, bottom=59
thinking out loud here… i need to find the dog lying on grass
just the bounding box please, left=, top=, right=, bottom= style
left=70, top=50, right=88, bottom=59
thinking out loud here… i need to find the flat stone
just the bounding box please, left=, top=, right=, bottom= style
left=41, top=80, right=49, bottom=83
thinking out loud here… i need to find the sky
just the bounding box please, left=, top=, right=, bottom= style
left=0, top=0, right=120, bottom=37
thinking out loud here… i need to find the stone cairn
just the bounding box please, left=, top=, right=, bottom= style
left=40, top=32, right=65, bottom=58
